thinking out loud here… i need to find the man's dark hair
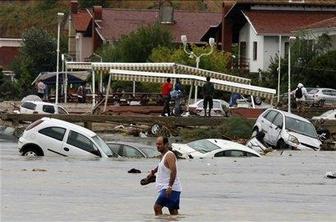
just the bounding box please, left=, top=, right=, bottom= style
left=206, top=76, right=210, bottom=81
left=162, top=136, right=169, bottom=145
left=167, top=78, right=171, bottom=82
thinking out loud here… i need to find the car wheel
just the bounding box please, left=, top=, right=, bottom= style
left=150, top=123, right=162, bottom=136
left=277, top=139, right=288, bottom=149
left=251, top=128, right=259, bottom=137
left=21, top=145, right=43, bottom=157
left=22, top=149, right=38, bottom=157
left=254, top=96, right=262, bottom=105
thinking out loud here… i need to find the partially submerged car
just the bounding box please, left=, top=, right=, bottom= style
left=18, top=117, right=114, bottom=157
left=107, top=141, right=160, bottom=158
left=188, top=99, right=230, bottom=117
left=312, top=109, right=336, bottom=121
left=171, top=139, right=261, bottom=159
left=20, top=101, right=68, bottom=114
left=252, top=108, right=321, bottom=150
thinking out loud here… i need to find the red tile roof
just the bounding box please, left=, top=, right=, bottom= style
left=72, top=10, right=92, bottom=32
left=0, top=46, right=20, bottom=69
left=303, top=16, right=336, bottom=30
left=98, top=9, right=222, bottom=43
left=244, top=10, right=336, bottom=35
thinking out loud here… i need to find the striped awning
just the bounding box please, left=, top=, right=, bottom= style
left=66, top=62, right=251, bottom=84
left=109, top=69, right=275, bottom=99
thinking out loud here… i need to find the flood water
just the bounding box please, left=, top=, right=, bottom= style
left=1, top=133, right=336, bottom=221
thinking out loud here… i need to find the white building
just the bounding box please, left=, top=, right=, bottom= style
left=218, top=1, right=336, bottom=73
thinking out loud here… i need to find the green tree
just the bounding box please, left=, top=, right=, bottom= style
left=98, top=23, right=173, bottom=62
left=150, top=45, right=230, bottom=73
left=265, top=32, right=335, bottom=92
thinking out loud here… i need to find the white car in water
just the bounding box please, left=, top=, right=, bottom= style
left=312, top=110, right=336, bottom=121
left=252, top=109, right=321, bottom=150
left=171, top=139, right=260, bottom=159
left=18, top=117, right=114, bottom=158
left=19, top=101, right=68, bottom=115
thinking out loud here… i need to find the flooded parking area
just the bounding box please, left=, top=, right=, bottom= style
left=1, top=134, right=336, bottom=221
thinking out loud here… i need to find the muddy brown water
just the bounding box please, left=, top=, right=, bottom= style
left=1, top=134, right=336, bottom=221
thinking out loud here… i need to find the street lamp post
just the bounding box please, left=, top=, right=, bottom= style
left=61, top=53, right=73, bottom=103
left=92, top=53, right=103, bottom=93
left=181, top=35, right=215, bottom=104
left=288, top=36, right=296, bottom=113
left=56, top=12, right=64, bottom=105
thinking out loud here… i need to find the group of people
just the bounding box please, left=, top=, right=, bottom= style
left=160, top=76, right=215, bottom=117
left=35, top=80, right=87, bottom=103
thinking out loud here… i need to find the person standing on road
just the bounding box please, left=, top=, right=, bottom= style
left=293, top=83, right=307, bottom=112
left=37, top=80, right=46, bottom=99
left=173, top=78, right=184, bottom=116
left=146, top=136, right=182, bottom=216
left=161, top=78, right=173, bottom=116
left=202, top=76, right=215, bottom=117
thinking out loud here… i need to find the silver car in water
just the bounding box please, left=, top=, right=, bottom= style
left=252, top=109, right=321, bottom=150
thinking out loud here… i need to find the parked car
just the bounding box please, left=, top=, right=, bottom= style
left=19, top=101, right=68, bottom=114
left=312, top=110, right=336, bottom=121
left=252, top=108, right=321, bottom=150
left=188, top=99, right=230, bottom=117
left=107, top=141, right=160, bottom=158
left=18, top=117, right=114, bottom=157
left=171, top=139, right=261, bottom=159
left=306, top=88, right=336, bottom=105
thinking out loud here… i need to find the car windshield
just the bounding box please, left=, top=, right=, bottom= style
left=92, top=136, right=114, bottom=157
left=320, top=110, right=334, bottom=117
left=285, top=117, right=318, bottom=138
left=187, top=139, right=220, bottom=154
left=139, top=146, right=160, bottom=158
left=308, top=89, right=319, bottom=94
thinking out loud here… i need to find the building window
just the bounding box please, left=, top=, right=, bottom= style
left=253, top=41, right=257, bottom=60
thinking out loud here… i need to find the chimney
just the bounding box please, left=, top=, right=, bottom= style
left=159, top=0, right=175, bottom=24
left=70, top=0, right=78, bottom=14
left=93, top=6, right=103, bottom=21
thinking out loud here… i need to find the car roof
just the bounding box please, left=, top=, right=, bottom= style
left=23, top=101, right=64, bottom=107
left=40, top=117, right=96, bottom=137
left=107, top=141, right=155, bottom=149
left=266, top=108, right=310, bottom=123
left=207, top=139, right=259, bottom=154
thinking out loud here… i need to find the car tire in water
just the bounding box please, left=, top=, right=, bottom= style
left=21, top=146, right=43, bottom=157
left=277, top=139, right=288, bottom=149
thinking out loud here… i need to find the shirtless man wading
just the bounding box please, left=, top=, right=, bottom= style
left=147, top=136, right=182, bottom=215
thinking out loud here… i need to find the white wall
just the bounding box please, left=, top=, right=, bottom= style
left=248, top=26, right=264, bottom=73
left=0, top=38, right=22, bottom=47
left=75, top=33, right=93, bottom=62
left=239, top=23, right=250, bottom=57
left=263, top=36, right=281, bottom=71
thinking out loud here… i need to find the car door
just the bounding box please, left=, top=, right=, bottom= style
left=268, top=112, right=283, bottom=146
left=260, top=110, right=279, bottom=144
left=63, top=130, right=101, bottom=157
left=37, top=127, right=66, bottom=156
